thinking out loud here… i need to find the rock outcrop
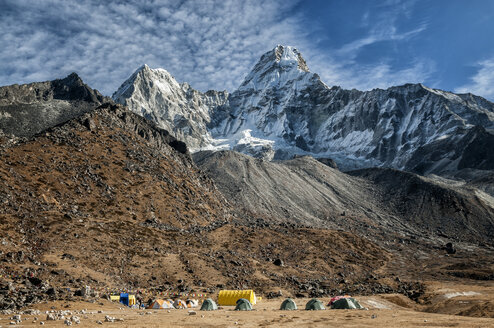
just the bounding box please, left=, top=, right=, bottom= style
left=0, top=73, right=109, bottom=137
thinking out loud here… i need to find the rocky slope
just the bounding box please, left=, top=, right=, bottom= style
left=114, top=45, right=494, bottom=174
left=0, top=73, right=109, bottom=138
left=112, top=64, right=228, bottom=151
left=0, top=102, right=398, bottom=309
left=0, top=103, right=231, bottom=231
left=193, top=150, right=494, bottom=245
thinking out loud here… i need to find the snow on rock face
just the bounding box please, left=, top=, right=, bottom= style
left=112, top=64, right=228, bottom=150
left=237, top=45, right=310, bottom=92
left=210, top=46, right=494, bottom=172
left=113, top=46, right=494, bottom=174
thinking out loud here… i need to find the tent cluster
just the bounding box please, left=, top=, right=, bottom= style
left=146, top=299, right=199, bottom=310
left=114, top=288, right=363, bottom=313
left=276, top=297, right=364, bottom=311
left=148, top=299, right=174, bottom=309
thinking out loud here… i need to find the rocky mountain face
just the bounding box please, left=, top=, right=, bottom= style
left=213, top=45, right=494, bottom=172
left=193, top=150, right=494, bottom=245
left=112, top=64, right=228, bottom=151
left=115, top=45, right=494, bottom=174
left=0, top=73, right=109, bottom=138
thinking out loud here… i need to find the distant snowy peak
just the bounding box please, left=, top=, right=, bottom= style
left=112, top=64, right=228, bottom=150
left=238, top=45, right=313, bottom=92
left=112, top=64, right=181, bottom=102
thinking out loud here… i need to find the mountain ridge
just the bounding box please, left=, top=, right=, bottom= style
left=0, top=72, right=110, bottom=138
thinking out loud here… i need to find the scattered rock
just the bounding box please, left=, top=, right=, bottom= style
left=273, top=259, right=284, bottom=266
left=445, top=242, right=456, bottom=254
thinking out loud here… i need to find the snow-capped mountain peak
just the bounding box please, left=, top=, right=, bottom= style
left=238, top=45, right=312, bottom=92
left=274, top=45, right=309, bottom=71
left=112, top=64, right=228, bottom=150
left=113, top=64, right=181, bottom=102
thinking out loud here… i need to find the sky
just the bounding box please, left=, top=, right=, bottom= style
left=1, top=0, right=493, bottom=100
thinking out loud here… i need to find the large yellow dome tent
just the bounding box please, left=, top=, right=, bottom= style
left=217, top=290, right=257, bottom=306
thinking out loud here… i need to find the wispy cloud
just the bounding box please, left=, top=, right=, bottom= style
left=336, top=24, right=427, bottom=59
left=455, top=59, right=494, bottom=99
left=305, top=0, right=432, bottom=90
left=0, top=0, right=305, bottom=95
left=307, top=55, right=435, bottom=91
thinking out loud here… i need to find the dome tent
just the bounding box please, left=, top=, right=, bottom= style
left=186, top=299, right=199, bottom=308
left=173, top=299, right=187, bottom=309
left=235, top=298, right=253, bottom=311
left=200, top=298, right=218, bottom=311
left=147, top=299, right=173, bottom=309
left=280, top=298, right=297, bottom=310
left=305, top=298, right=325, bottom=310
left=331, top=297, right=363, bottom=309
left=218, top=289, right=257, bottom=306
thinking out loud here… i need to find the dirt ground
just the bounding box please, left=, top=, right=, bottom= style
left=2, top=281, right=494, bottom=328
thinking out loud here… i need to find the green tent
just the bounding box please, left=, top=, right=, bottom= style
left=331, top=297, right=363, bottom=309
left=200, top=298, right=218, bottom=311
left=235, top=298, right=253, bottom=311
left=280, top=298, right=297, bottom=310
left=305, top=298, right=325, bottom=310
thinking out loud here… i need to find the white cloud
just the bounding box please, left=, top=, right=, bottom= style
left=0, top=0, right=305, bottom=95
left=335, top=24, right=427, bottom=59
left=455, top=59, right=494, bottom=99
left=308, top=55, right=435, bottom=91
left=303, top=0, right=432, bottom=91
left=0, top=0, right=434, bottom=96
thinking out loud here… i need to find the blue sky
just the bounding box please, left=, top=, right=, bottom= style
left=1, top=0, right=493, bottom=100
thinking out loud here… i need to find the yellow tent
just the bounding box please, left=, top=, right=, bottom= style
left=129, top=295, right=136, bottom=306
left=110, top=295, right=120, bottom=302
left=218, top=290, right=256, bottom=306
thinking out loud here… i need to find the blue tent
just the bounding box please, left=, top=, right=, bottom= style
left=120, top=293, right=129, bottom=306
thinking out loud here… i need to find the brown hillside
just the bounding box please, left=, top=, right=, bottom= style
left=0, top=104, right=392, bottom=310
